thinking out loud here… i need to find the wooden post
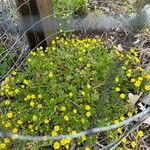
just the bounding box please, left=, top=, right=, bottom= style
left=15, top=0, right=56, bottom=49
left=36, top=0, right=56, bottom=45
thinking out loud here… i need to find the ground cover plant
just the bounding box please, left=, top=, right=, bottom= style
left=53, top=0, right=89, bottom=18
left=0, top=34, right=149, bottom=149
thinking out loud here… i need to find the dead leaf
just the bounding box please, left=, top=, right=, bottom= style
left=141, top=94, right=150, bottom=105
left=127, top=93, right=142, bottom=106
left=143, top=117, right=150, bottom=125
left=138, top=101, right=150, bottom=125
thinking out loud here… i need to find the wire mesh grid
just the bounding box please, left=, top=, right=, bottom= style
left=0, top=0, right=29, bottom=81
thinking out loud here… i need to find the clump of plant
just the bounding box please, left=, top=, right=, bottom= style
left=0, top=43, right=15, bottom=77
left=0, top=36, right=149, bottom=149
left=53, top=0, right=89, bottom=18
left=103, top=47, right=150, bottom=149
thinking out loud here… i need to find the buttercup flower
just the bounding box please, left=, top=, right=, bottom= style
left=53, top=141, right=60, bottom=149
left=115, top=87, right=120, bottom=92
left=54, top=125, right=60, bottom=131
left=44, top=119, right=49, bottom=124
left=120, top=93, right=126, bottom=99
left=86, top=112, right=91, bottom=117
left=137, top=130, right=144, bottom=138
left=85, top=105, right=91, bottom=110
left=131, top=141, right=136, bottom=148
left=7, top=112, right=13, bottom=119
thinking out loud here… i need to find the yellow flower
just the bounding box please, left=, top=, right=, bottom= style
left=117, top=128, right=123, bottom=134
left=144, top=85, right=150, bottom=91
left=54, top=126, right=60, bottom=131
left=48, top=72, right=53, bottom=78
left=21, top=85, right=25, bottom=88
left=86, top=112, right=91, bottom=117
left=131, top=78, right=136, bottom=83
left=127, top=69, right=132, bottom=73
left=126, top=73, right=131, bottom=77
left=52, top=40, right=55, bottom=44
left=3, top=138, right=10, bottom=143
left=115, top=87, right=120, bottom=92
left=30, top=101, right=35, bottom=107
left=64, top=115, right=69, bottom=121
left=5, top=100, right=11, bottom=106
left=72, top=130, right=77, bottom=134
left=17, top=120, right=23, bottom=125
left=137, top=130, right=144, bottom=138
left=44, top=119, right=49, bottom=124
left=114, top=120, right=119, bottom=124
left=37, top=104, right=43, bottom=109
left=5, top=122, right=11, bottom=128
left=144, top=74, right=150, bottom=79
left=120, top=116, right=125, bottom=121
left=40, top=53, right=45, bottom=57
left=134, top=80, right=141, bottom=87
left=121, top=138, right=126, bottom=143
left=73, top=109, right=77, bottom=114
left=85, top=105, right=91, bottom=111
left=60, top=139, right=68, bottom=145
left=5, top=77, right=10, bottom=82
left=53, top=141, right=60, bottom=150
left=115, top=51, right=121, bottom=57
left=7, top=112, right=13, bottom=119
left=81, top=91, right=86, bottom=96
left=0, top=143, right=6, bottom=149
left=86, top=64, right=91, bottom=68
left=138, top=77, right=143, bottom=81
left=28, top=124, right=33, bottom=129
left=12, top=128, right=18, bottom=133
left=27, top=58, right=32, bottom=62
left=85, top=147, right=91, bottom=150
left=52, top=47, right=56, bottom=51
left=79, top=57, right=83, bottom=62
left=87, top=84, right=91, bottom=89
left=60, top=106, right=66, bottom=111
left=81, top=118, right=85, bottom=124
left=23, top=79, right=29, bottom=85
left=31, top=94, right=36, bottom=99
left=122, top=66, right=127, bottom=70
left=120, top=93, right=126, bottom=99
left=12, top=71, right=17, bottom=75
left=32, top=115, right=38, bottom=121
left=115, top=77, right=119, bottom=83
left=66, top=138, right=72, bottom=144
left=51, top=130, right=57, bottom=136
left=15, top=89, right=20, bottom=94
left=134, top=57, right=140, bottom=63
left=26, top=95, right=31, bottom=100
left=130, top=48, right=135, bottom=53
left=127, top=112, right=132, bottom=117
left=131, top=141, right=136, bottom=148
left=31, top=51, right=36, bottom=56
left=81, top=135, right=87, bottom=141
left=69, top=92, right=73, bottom=97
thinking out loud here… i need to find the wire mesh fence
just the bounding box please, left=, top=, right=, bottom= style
left=0, top=0, right=29, bottom=81
left=0, top=0, right=150, bottom=149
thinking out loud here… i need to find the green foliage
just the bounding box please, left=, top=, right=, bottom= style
left=53, top=0, right=89, bottom=18
left=0, top=36, right=149, bottom=149
left=0, top=43, right=16, bottom=77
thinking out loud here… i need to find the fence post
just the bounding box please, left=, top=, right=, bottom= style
left=15, top=0, right=56, bottom=49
